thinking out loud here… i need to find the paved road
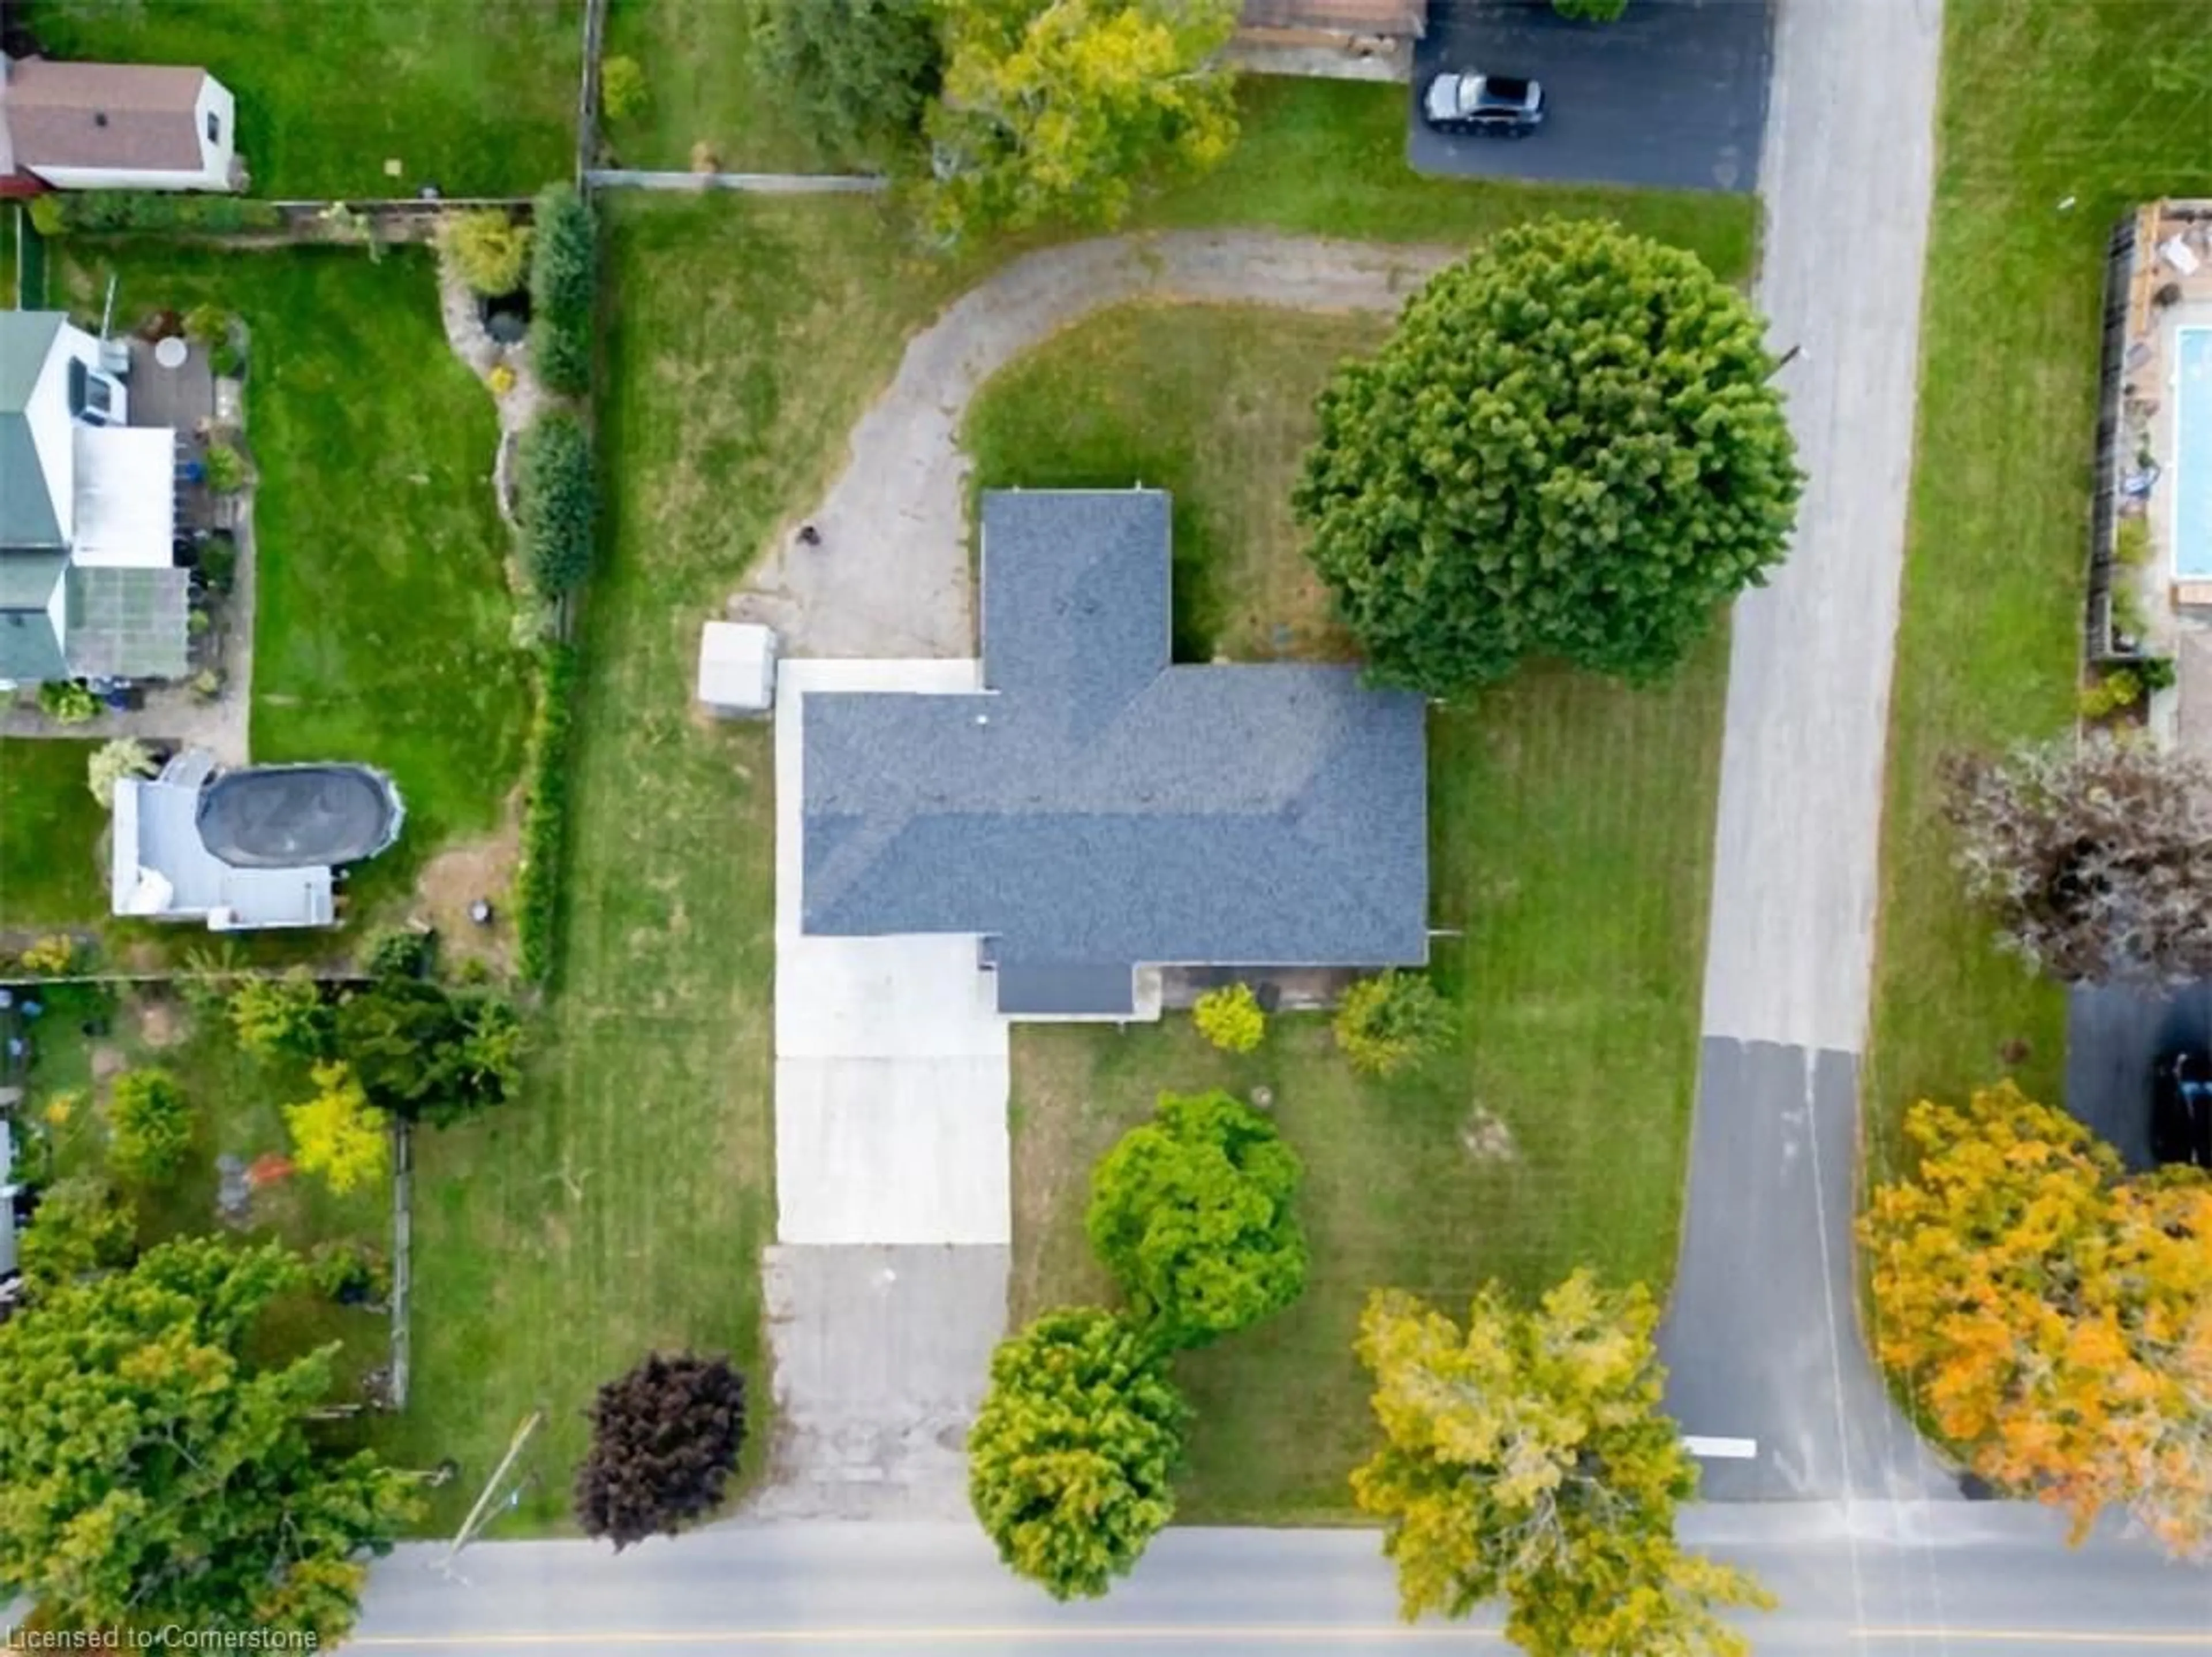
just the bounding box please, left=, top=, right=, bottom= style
left=1657, top=0, right=1953, bottom=1500
left=347, top=1515, right=2212, bottom=1655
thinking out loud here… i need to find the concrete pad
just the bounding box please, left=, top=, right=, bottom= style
left=775, top=933, right=1007, bottom=1060
left=775, top=1058, right=1010, bottom=1245
left=752, top=1243, right=1007, bottom=1520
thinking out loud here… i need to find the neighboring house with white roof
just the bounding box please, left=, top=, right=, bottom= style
left=0, top=309, right=188, bottom=687
left=0, top=54, right=240, bottom=194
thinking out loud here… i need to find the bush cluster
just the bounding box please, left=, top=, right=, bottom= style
left=29, top=192, right=286, bottom=237
left=516, top=642, right=580, bottom=985
left=439, top=209, right=532, bottom=297
left=529, top=183, right=596, bottom=396
left=1191, top=982, right=1264, bottom=1053
left=105, top=1069, right=196, bottom=1185
left=518, top=413, right=595, bottom=596
left=1332, top=970, right=1455, bottom=1078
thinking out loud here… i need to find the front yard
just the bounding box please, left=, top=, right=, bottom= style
left=1864, top=0, right=2212, bottom=1165
left=976, top=302, right=1724, bottom=1520
left=26, top=0, right=579, bottom=199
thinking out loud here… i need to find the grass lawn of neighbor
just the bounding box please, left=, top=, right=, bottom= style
left=977, top=302, right=1726, bottom=1522
left=53, top=244, right=532, bottom=924
left=0, top=741, right=107, bottom=936
left=26, top=0, right=579, bottom=199
left=1865, top=0, right=2212, bottom=1168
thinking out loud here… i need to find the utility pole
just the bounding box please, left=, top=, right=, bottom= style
left=438, top=1409, right=544, bottom=1582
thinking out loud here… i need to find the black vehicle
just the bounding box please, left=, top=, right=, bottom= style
left=2150, top=1048, right=2212, bottom=1169
left=1421, top=71, right=1546, bottom=138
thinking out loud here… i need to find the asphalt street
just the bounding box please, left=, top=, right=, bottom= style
left=1410, top=0, right=1773, bottom=190
left=345, top=1516, right=2212, bottom=1655
left=1661, top=0, right=1951, bottom=1501
left=2065, top=982, right=2212, bottom=1170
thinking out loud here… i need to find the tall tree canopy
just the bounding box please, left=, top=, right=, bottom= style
left=1865, top=1082, right=2212, bottom=1556
left=1294, top=218, right=1801, bottom=694
left=1945, top=732, right=2212, bottom=986
left=967, top=1307, right=1187, bottom=1599
left=575, top=1352, right=748, bottom=1549
left=1353, top=1272, right=1770, bottom=1656
left=1085, top=1088, right=1306, bottom=1348
left=0, top=1237, right=417, bottom=1640
left=756, top=0, right=946, bottom=163
left=925, top=0, right=1241, bottom=239
left=332, top=975, right=523, bottom=1127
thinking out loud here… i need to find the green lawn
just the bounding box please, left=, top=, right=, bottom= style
left=0, top=741, right=106, bottom=935
left=601, top=0, right=831, bottom=175
left=980, top=302, right=1725, bottom=1521
left=1865, top=0, right=2212, bottom=1167
left=384, top=194, right=984, bottom=1530
left=27, top=0, right=579, bottom=199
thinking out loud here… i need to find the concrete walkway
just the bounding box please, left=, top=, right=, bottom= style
left=1660, top=0, right=1960, bottom=1503
left=736, top=230, right=1456, bottom=658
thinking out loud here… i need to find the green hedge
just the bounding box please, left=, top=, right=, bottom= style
left=518, top=411, right=595, bottom=596
left=29, top=192, right=286, bottom=237
left=514, top=641, right=579, bottom=985
left=529, top=183, right=596, bottom=396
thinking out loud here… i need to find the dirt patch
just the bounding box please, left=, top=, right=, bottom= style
left=132, top=994, right=185, bottom=1049
left=89, top=1042, right=129, bottom=1083
left=409, top=805, right=522, bottom=978
left=1460, top=1105, right=1518, bottom=1164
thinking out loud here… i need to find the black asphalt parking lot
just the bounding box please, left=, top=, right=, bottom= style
left=1411, top=0, right=1774, bottom=192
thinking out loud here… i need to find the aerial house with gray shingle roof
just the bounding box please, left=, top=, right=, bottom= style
left=801, top=489, right=1431, bottom=1019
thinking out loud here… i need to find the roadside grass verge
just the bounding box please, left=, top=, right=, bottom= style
left=1865, top=0, right=2212, bottom=1166
left=26, top=0, right=578, bottom=198
left=980, top=301, right=1724, bottom=1521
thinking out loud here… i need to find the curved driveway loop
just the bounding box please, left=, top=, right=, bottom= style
left=738, top=231, right=1459, bottom=660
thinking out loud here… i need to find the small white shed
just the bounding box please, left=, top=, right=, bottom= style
left=697, top=621, right=778, bottom=717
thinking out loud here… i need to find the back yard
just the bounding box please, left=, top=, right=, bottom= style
left=1865, top=0, right=2212, bottom=1166
left=973, top=301, right=1726, bottom=1521
left=25, top=0, right=579, bottom=198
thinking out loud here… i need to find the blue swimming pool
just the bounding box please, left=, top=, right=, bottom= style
left=2176, top=328, right=2212, bottom=578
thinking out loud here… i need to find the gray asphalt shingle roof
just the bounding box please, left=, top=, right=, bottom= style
left=0, top=311, right=66, bottom=551
left=803, top=489, right=1430, bottom=1015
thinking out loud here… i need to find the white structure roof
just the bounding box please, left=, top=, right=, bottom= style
left=71, top=425, right=175, bottom=568
left=112, top=771, right=334, bottom=931
left=698, top=621, right=777, bottom=712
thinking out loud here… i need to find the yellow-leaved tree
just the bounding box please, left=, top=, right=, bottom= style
left=925, top=0, right=1240, bottom=240
left=283, top=1062, right=390, bottom=1197
left=1865, top=1081, right=2212, bottom=1556
left=1351, top=1271, right=1770, bottom=1656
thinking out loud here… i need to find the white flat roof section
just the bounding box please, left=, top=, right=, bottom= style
left=71, top=424, right=176, bottom=569
left=110, top=774, right=335, bottom=930
left=698, top=620, right=777, bottom=713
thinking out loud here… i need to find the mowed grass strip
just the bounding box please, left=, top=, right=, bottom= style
left=981, top=302, right=1724, bottom=1522
left=27, top=0, right=578, bottom=198
left=1866, top=0, right=2212, bottom=1166
left=391, top=195, right=978, bottom=1530
left=0, top=740, right=105, bottom=932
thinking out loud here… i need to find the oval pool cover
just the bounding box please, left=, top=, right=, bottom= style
left=196, top=765, right=403, bottom=869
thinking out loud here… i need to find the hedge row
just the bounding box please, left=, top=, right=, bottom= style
left=518, top=411, right=595, bottom=596
left=28, top=192, right=286, bottom=237
left=514, top=641, right=580, bottom=985
left=530, top=183, right=596, bottom=396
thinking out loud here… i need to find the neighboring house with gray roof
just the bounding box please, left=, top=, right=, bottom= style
left=0, top=309, right=188, bottom=686
left=0, top=55, right=240, bottom=195
left=802, top=489, right=1431, bottom=1018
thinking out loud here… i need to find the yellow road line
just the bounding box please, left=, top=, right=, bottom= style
left=347, top=1625, right=2212, bottom=1651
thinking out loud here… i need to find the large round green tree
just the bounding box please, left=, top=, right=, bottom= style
left=967, top=1307, right=1187, bottom=1600
left=1085, top=1088, right=1306, bottom=1348
left=1294, top=218, right=1802, bottom=694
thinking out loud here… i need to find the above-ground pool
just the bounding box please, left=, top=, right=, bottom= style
left=196, top=765, right=404, bottom=869
left=2176, top=328, right=2212, bottom=580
